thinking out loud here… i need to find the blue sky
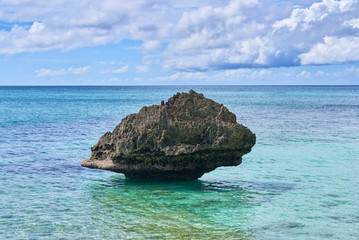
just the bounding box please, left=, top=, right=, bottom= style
left=0, top=0, right=358, bottom=85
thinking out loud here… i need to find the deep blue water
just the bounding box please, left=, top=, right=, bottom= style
left=0, top=86, right=358, bottom=239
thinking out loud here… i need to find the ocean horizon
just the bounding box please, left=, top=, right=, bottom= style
left=2, top=84, right=359, bottom=86
left=1, top=85, right=358, bottom=239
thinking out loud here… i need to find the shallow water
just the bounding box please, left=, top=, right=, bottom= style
left=0, top=86, right=358, bottom=239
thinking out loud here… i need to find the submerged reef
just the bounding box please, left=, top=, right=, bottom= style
left=82, top=90, right=256, bottom=180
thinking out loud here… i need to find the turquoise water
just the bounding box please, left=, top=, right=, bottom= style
left=0, top=86, right=358, bottom=239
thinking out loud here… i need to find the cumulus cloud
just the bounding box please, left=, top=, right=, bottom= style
left=0, top=0, right=172, bottom=54
left=272, top=0, right=355, bottom=32
left=165, top=0, right=359, bottom=70
left=1, top=0, right=359, bottom=70
left=36, top=66, right=90, bottom=77
left=299, top=36, right=359, bottom=64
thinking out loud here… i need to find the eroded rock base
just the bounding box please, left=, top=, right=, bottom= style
left=82, top=149, right=244, bottom=180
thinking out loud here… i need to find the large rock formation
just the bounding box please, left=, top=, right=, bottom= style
left=82, top=90, right=256, bottom=180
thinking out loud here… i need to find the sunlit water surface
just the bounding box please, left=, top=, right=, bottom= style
left=0, top=86, right=358, bottom=239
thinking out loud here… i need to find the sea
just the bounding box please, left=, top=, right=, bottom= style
left=0, top=86, right=358, bottom=239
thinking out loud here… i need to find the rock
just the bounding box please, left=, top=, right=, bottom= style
left=81, top=90, right=256, bottom=180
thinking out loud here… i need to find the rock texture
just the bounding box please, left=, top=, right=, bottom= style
left=81, top=90, right=256, bottom=180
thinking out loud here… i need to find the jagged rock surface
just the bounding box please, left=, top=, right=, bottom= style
left=81, top=90, right=256, bottom=180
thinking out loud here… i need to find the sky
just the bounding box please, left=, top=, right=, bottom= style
left=0, top=0, right=359, bottom=85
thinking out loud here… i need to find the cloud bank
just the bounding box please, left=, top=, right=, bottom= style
left=1, top=0, right=359, bottom=71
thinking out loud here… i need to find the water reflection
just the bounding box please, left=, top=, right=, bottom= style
left=83, top=176, right=294, bottom=239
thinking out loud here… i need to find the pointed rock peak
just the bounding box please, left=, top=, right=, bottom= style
left=188, top=89, right=204, bottom=98
left=189, top=89, right=197, bottom=94
left=167, top=90, right=206, bottom=106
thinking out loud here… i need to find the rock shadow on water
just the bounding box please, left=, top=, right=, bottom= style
left=86, top=175, right=295, bottom=207
left=82, top=176, right=295, bottom=239
left=88, top=175, right=294, bottom=193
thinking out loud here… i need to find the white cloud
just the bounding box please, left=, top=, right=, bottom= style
left=315, top=70, right=325, bottom=76
left=36, top=65, right=90, bottom=77
left=251, top=69, right=272, bottom=78
left=99, top=60, right=117, bottom=65
left=151, top=68, right=274, bottom=83
left=345, top=66, right=359, bottom=76
left=29, top=21, right=45, bottom=33
left=1, top=0, right=359, bottom=70
left=0, top=0, right=173, bottom=54
left=113, top=65, right=129, bottom=73
left=273, top=0, right=355, bottom=32
left=164, top=0, right=268, bottom=71
left=296, top=70, right=311, bottom=78
left=216, top=69, right=252, bottom=78
left=147, top=64, right=359, bottom=84
left=344, top=18, right=359, bottom=28
left=136, top=65, right=149, bottom=72
left=165, top=0, right=359, bottom=71
left=169, top=72, right=207, bottom=80
left=142, top=40, right=161, bottom=51
left=113, top=65, right=128, bottom=73
left=102, top=64, right=129, bottom=74
left=299, top=36, right=359, bottom=64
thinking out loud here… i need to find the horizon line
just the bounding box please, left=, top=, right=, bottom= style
left=1, top=84, right=359, bottom=87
